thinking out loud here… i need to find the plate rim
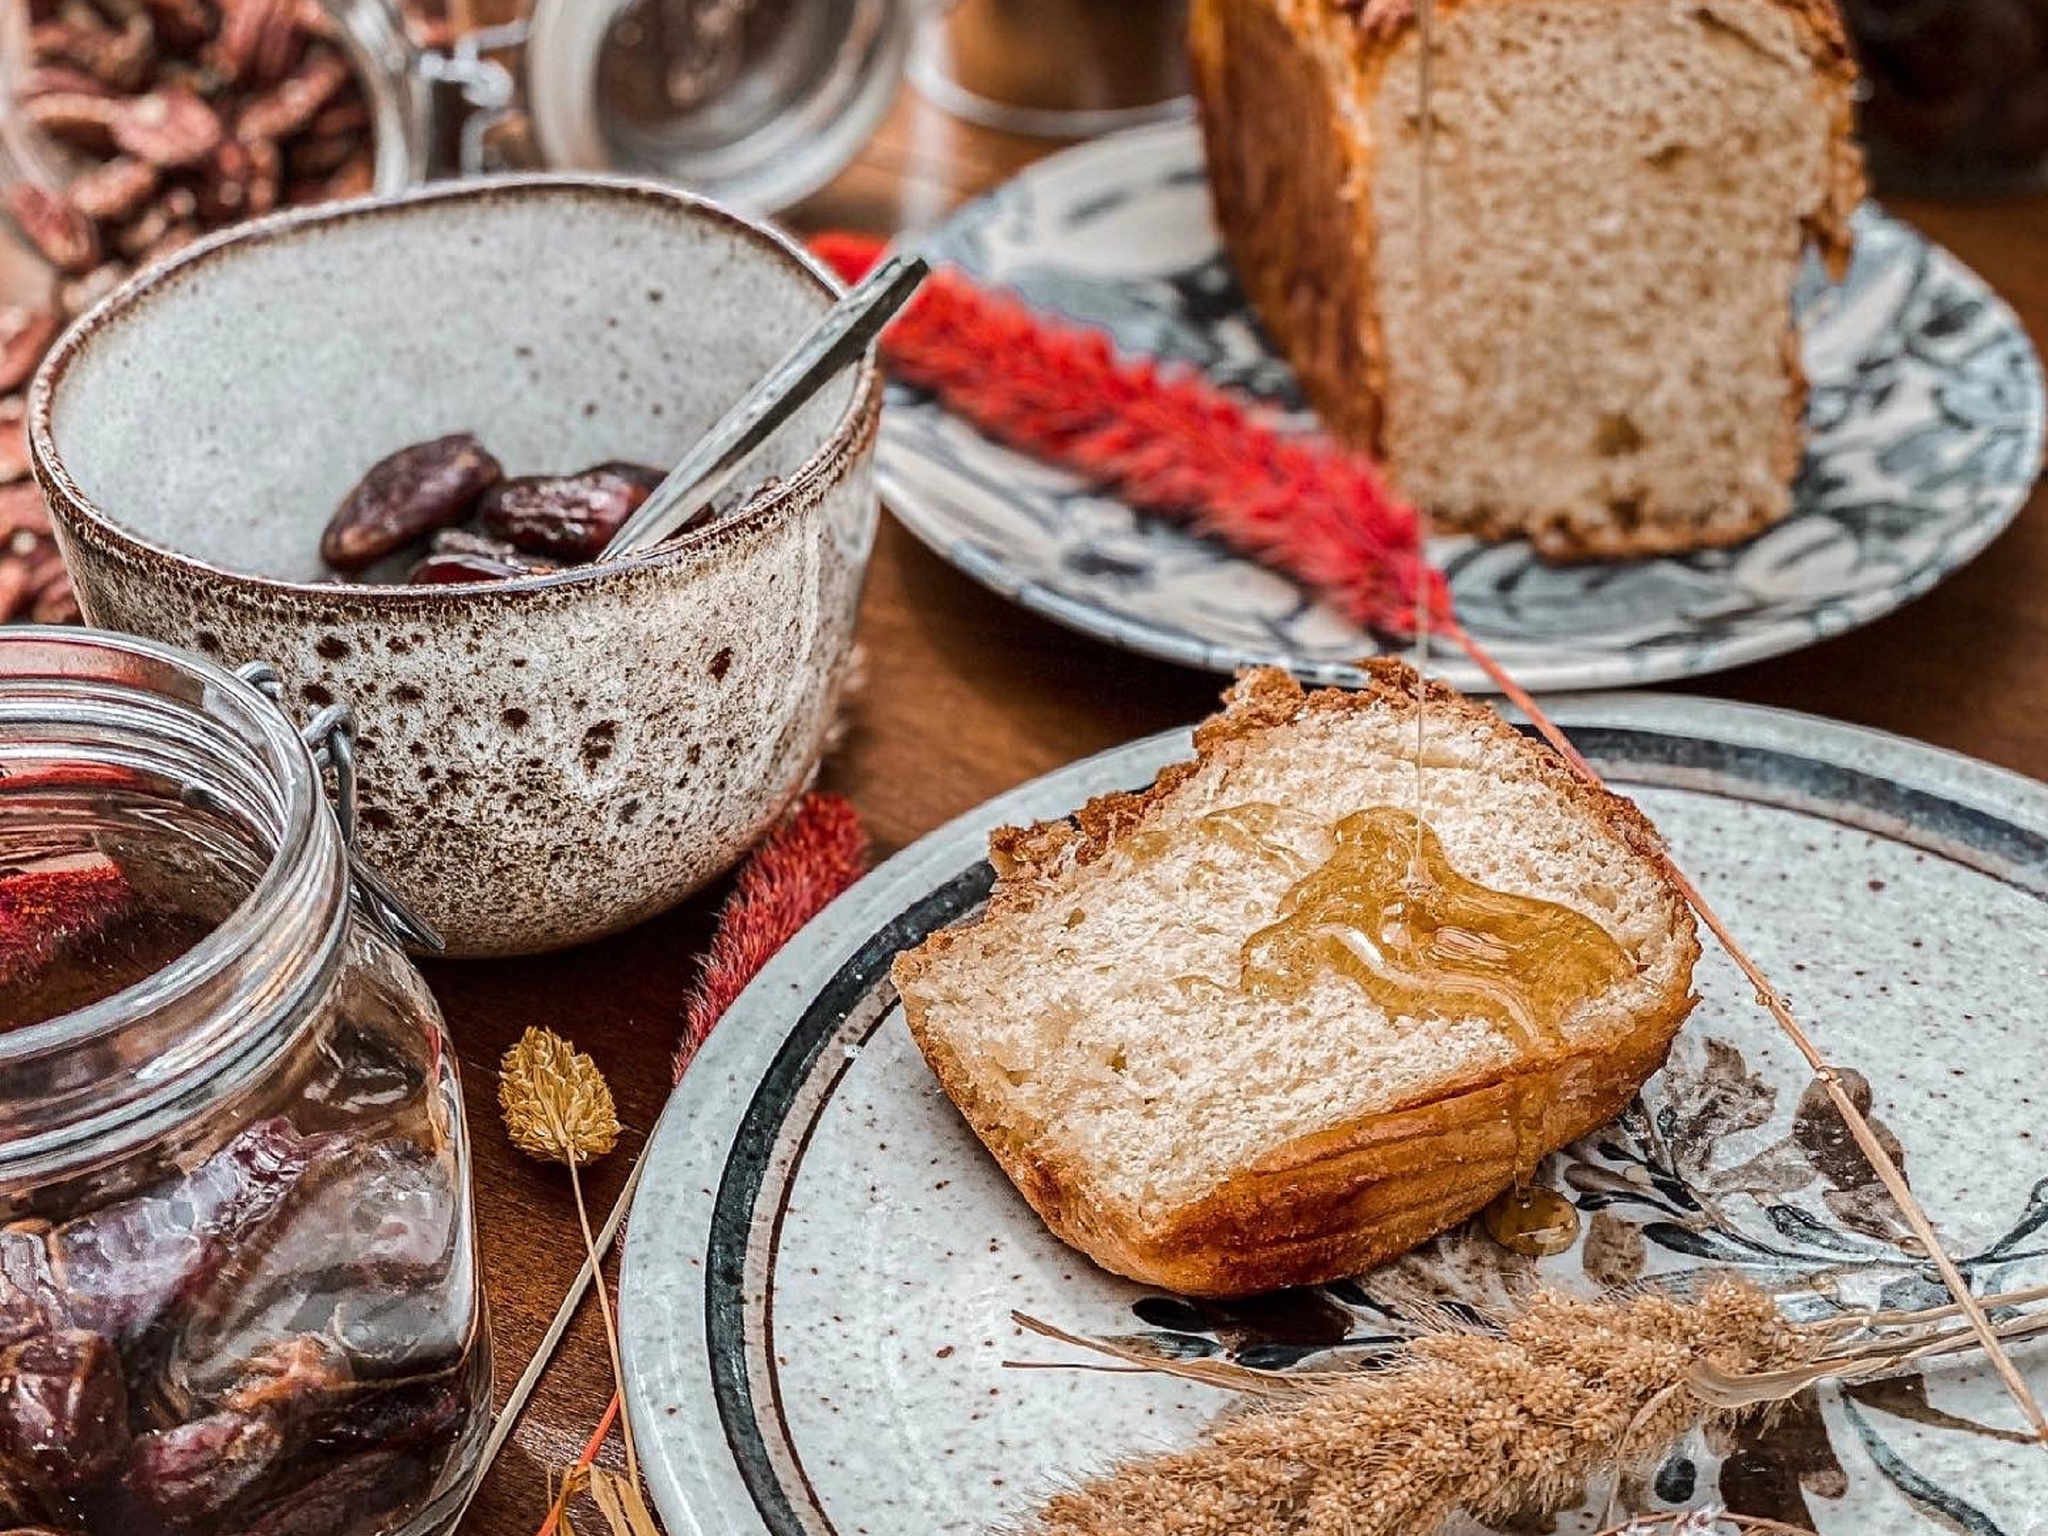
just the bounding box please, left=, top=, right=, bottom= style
left=620, top=693, right=2048, bottom=1536
left=877, top=117, right=2047, bottom=695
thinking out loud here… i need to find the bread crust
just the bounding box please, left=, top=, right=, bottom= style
left=1188, top=0, right=1866, bottom=562
left=892, top=663, right=1702, bottom=1297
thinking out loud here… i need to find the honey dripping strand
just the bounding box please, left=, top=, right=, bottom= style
left=1446, top=619, right=2048, bottom=1446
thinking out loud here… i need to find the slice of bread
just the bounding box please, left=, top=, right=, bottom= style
left=892, top=664, right=1699, bottom=1296
left=1188, top=0, right=1865, bottom=559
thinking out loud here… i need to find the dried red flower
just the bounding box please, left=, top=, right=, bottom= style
left=673, top=792, right=869, bottom=1079
left=0, top=856, right=136, bottom=992
left=811, top=232, right=1448, bottom=637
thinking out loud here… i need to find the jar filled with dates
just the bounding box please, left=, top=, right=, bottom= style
left=0, top=626, right=488, bottom=1536
left=1846, top=0, right=2048, bottom=194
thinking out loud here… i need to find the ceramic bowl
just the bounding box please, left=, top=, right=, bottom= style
left=29, top=176, right=881, bottom=957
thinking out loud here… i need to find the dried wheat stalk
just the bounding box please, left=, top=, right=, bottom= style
left=1011, top=1279, right=2046, bottom=1536
left=1015, top=1283, right=1805, bottom=1536
left=1455, top=627, right=2048, bottom=1445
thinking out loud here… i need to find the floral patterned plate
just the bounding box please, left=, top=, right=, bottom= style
left=877, top=120, right=2045, bottom=693
left=621, top=693, right=2048, bottom=1536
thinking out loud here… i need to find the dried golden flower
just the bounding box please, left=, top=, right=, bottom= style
left=500, top=1027, right=621, bottom=1167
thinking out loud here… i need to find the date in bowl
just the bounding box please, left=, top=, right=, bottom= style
left=26, top=175, right=881, bottom=957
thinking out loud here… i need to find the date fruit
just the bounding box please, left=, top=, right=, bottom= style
left=321, top=433, right=503, bottom=572
left=406, top=529, right=559, bottom=585
left=321, top=435, right=766, bottom=585
left=0, top=1329, right=129, bottom=1490
left=477, top=461, right=667, bottom=560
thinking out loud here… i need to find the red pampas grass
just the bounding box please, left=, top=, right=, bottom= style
left=673, top=792, right=870, bottom=1080
left=0, top=855, right=135, bottom=991
left=812, top=231, right=1448, bottom=637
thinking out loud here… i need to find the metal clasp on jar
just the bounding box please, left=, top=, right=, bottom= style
left=235, top=661, right=444, bottom=953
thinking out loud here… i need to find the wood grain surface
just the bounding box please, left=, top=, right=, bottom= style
left=445, top=83, right=2048, bottom=1535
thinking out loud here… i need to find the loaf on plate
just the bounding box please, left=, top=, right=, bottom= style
left=891, top=664, right=1700, bottom=1296
left=1188, top=0, right=1865, bottom=559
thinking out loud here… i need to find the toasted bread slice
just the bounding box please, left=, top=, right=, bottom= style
left=891, top=663, right=1699, bottom=1296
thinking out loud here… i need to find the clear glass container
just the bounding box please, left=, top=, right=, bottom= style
left=909, top=0, right=1191, bottom=139
left=0, top=627, right=487, bottom=1536
left=1845, top=0, right=2048, bottom=196
left=520, top=0, right=913, bottom=213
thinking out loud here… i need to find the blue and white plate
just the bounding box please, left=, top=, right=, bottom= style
left=622, top=695, right=2048, bottom=1535
left=878, top=120, right=2044, bottom=693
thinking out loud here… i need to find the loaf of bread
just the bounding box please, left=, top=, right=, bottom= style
left=892, top=664, right=1700, bottom=1296
left=1188, top=0, right=1865, bottom=559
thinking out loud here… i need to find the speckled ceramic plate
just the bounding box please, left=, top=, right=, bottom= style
left=877, top=120, right=2045, bottom=694
left=621, top=695, right=2048, bottom=1536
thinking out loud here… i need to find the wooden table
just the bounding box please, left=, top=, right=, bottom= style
left=445, top=84, right=2048, bottom=1534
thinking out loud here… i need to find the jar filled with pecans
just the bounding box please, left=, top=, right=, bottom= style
left=0, top=0, right=434, bottom=625
left=0, top=627, right=488, bottom=1535
left=0, top=0, right=428, bottom=315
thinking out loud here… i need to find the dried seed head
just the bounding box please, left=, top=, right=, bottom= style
left=1021, top=1282, right=1813, bottom=1536
left=499, top=1027, right=621, bottom=1168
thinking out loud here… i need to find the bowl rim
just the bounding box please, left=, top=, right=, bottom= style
left=25, top=172, right=884, bottom=607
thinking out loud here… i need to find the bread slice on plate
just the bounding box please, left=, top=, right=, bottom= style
left=892, top=664, right=1700, bottom=1296
left=1188, top=0, right=1865, bottom=559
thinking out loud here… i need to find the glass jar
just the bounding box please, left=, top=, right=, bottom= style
left=0, top=627, right=487, bottom=1536
left=517, top=0, right=914, bottom=212
left=1844, top=0, right=2048, bottom=196
left=909, top=0, right=1192, bottom=139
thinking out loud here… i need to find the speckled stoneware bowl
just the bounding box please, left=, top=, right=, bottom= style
left=28, top=176, right=881, bottom=957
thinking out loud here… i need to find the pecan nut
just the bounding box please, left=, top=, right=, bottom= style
left=0, top=483, right=52, bottom=543
left=14, top=63, right=112, bottom=100
left=0, top=396, right=29, bottom=486
left=234, top=45, right=349, bottom=142
left=64, top=155, right=158, bottom=224
left=138, top=0, right=216, bottom=50
left=321, top=433, right=503, bottom=571
left=6, top=184, right=100, bottom=274
left=111, top=86, right=223, bottom=167
left=28, top=567, right=78, bottom=625
left=20, top=89, right=119, bottom=151
left=59, top=261, right=134, bottom=319
left=0, top=309, right=61, bottom=395
left=34, top=7, right=157, bottom=93
left=209, top=0, right=291, bottom=85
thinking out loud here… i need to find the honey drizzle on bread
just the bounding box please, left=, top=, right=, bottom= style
left=891, top=663, right=1699, bottom=1297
